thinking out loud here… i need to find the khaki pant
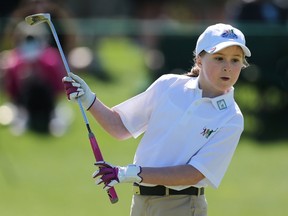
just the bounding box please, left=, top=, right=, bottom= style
left=130, top=194, right=207, bottom=216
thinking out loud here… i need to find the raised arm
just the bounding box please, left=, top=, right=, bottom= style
left=62, top=73, right=131, bottom=140
left=88, top=98, right=131, bottom=140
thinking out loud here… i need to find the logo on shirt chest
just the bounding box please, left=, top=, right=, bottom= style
left=217, top=99, right=227, bottom=110
left=200, top=127, right=218, bottom=138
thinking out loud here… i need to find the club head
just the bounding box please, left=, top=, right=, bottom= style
left=25, top=13, right=51, bottom=26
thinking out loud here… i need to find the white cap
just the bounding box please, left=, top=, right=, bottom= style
left=195, top=23, right=251, bottom=57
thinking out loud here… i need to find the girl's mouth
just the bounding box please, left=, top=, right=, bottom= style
left=221, top=77, right=230, bottom=81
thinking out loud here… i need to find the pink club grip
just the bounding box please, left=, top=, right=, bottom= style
left=89, top=133, right=104, bottom=161
left=89, top=132, right=119, bottom=203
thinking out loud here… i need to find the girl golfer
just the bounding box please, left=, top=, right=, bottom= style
left=63, top=23, right=251, bottom=216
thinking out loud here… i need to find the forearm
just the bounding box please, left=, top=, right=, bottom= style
left=88, top=98, right=132, bottom=140
left=139, top=165, right=205, bottom=186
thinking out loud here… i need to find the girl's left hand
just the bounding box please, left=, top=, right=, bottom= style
left=93, top=161, right=142, bottom=190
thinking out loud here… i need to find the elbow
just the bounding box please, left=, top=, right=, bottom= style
left=109, top=111, right=132, bottom=140
left=192, top=173, right=205, bottom=185
left=187, top=165, right=206, bottom=185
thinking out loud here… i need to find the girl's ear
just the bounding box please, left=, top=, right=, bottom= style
left=196, top=56, right=202, bottom=68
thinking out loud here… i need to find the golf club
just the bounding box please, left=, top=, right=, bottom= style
left=25, top=13, right=118, bottom=204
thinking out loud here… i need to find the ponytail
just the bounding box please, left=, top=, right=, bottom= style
left=185, top=51, right=204, bottom=77
left=186, top=65, right=200, bottom=77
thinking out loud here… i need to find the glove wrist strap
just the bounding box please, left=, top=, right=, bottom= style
left=87, top=94, right=97, bottom=110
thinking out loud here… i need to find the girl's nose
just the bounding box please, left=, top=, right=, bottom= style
left=223, top=62, right=232, bottom=72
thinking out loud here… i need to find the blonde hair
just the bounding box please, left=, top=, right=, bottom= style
left=186, top=50, right=249, bottom=77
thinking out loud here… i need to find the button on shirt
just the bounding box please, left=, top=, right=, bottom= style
left=113, top=74, right=244, bottom=190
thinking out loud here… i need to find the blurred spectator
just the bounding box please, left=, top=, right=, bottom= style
left=0, top=21, right=71, bottom=136
left=229, top=0, right=288, bottom=24
left=67, top=0, right=132, bottom=18
left=0, top=0, right=76, bottom=136
left=1, top=0, right=77, bottom=53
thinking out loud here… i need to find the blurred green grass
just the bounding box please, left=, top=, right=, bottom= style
left=1, top=37, right=288, bottom=216
left=1, top=127, right=288, bottom=216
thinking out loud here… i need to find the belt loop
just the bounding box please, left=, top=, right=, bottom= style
left=197, top=188, right=201, bottom=196
left=133, top=185, right=140, bottom=195
left=165, top=187, right=169, bottom=196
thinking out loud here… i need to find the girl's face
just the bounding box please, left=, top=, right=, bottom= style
left=197, top=45, right=244, bottom=98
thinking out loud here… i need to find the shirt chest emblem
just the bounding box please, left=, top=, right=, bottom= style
left=201, top=127, right=218, bottom=138
left=217, top=99, right=227, bottom=110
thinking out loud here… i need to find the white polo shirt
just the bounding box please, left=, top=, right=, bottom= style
left=113, top=74, right=243, bottom=189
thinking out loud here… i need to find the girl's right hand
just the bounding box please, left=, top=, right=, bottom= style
left=62, top=73, right=96, bottom=110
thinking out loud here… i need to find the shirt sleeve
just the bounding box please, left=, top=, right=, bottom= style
left=113, top=91, right=153, bottom=138
left=113, top=74, right=177, bottom=138
left=189, top=117, right=243, bottom=189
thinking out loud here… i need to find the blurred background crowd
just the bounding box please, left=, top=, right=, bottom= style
left=0, top=0, right=287, bottom=140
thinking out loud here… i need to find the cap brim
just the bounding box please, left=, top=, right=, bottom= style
left=205, top=41, right=251, bottom=57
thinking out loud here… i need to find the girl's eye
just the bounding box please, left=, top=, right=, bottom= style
left=232, top=58, right=240, bottom=63
left=215, top=57, right=223, bottom=61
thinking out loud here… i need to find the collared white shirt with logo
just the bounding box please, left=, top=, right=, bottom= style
left=113, top=74, right=244, bottom=190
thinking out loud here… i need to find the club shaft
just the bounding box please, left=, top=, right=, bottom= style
left=77, top=99, right=89, bottom=125
left=46, top=20, right=90, bottom=126
left=46, top=21, right=71, bottom=74
left=38, top=14, right=118, bottom=203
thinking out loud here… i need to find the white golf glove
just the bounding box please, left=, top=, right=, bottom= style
left=62, top=73, right=96, bottom=110
left=93, top=161, right=143, bottom=190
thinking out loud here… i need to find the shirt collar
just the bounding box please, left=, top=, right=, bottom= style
left=185, top=77, right=235, bottom=111
left=210, top=89, right=234, bottom=111
left=185, top=77, right=202, bottom=94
